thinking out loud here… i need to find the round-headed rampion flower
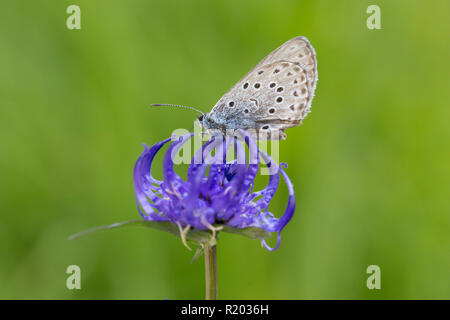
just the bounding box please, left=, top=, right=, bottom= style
left=133, top=131, right=295, bottom=251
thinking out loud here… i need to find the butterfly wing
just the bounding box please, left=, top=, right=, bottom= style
left=207, top=36, right=318, bottom=140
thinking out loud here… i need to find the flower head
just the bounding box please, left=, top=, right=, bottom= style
left=133, top=132, right=295, bottom=251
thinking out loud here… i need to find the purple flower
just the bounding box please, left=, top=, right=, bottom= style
left=133, top=131, right=295, bottom=251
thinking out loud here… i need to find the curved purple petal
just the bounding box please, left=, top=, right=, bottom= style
left=275, top=164, right=296, bottom=231
left=262, top=233, right=282, bottom=251
left=162, top=134, right=193, bottom=197
left=252, top=150, right=279, bottom=212
left=238, top=130, right=260, bottom=197
left=187, top=136, right=216, bottom=180
left=261, top=163, right=296, bottom=250
left=133, top=138, right=172, bottom=221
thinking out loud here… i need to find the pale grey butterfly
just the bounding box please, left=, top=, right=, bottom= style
left=152, top=36, right=317, bottom=140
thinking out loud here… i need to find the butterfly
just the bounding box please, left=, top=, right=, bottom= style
left=153, top=36, right=317, bottom=140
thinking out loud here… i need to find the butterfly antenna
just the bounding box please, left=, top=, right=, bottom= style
left=150, top=104, right=205, bottom=116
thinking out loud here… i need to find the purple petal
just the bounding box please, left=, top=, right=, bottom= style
left=214, top=138, right=247, bottom=220
left=261, top=233, right=282, bottom=251
left=274, top=164, right=296, bottom=232
left=252, top=151, right=279, bottom=212
left=162, top=134, right=193, bottom=197
left=133, top=139, right=172, bottom=221
left=188, top=136, right=216, bottom=180
left=238, top=130, right=260, bottom=197
left=261, top=163, right=296, bottom=250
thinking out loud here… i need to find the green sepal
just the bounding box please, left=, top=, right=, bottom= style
left=68, top=219, right=271, bottom=245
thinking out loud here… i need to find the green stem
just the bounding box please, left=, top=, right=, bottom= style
left=204, top=244, right=217, bottom=300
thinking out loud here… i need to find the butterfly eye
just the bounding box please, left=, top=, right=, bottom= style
left=198, top=115, right=204, bottom=122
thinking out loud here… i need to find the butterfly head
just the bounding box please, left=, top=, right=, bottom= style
left=195, top=113, right=217, bottom=130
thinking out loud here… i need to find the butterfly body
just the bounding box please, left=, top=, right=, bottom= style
left=198, top=36, right=318, bottom=140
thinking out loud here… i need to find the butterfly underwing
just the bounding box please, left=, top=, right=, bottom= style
left=197, top=36, right=318, bottom=140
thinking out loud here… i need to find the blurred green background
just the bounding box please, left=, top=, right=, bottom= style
left=1, top=0, right=449, bottom=299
